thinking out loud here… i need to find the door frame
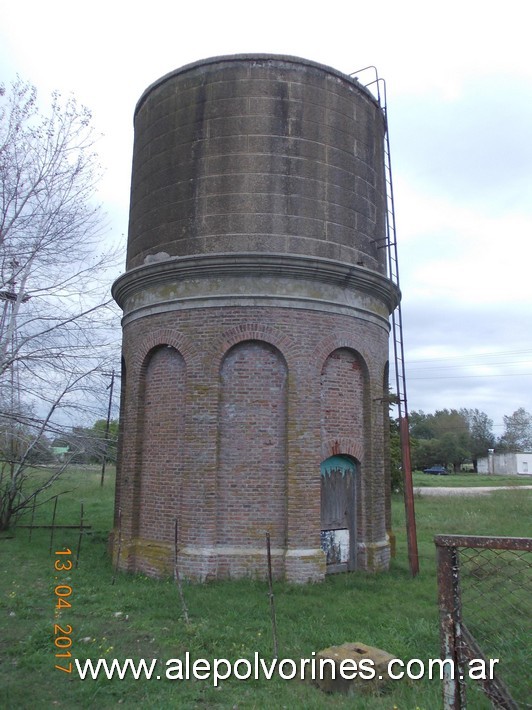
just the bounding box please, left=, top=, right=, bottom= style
left=320, top=455, right=357, bottom=573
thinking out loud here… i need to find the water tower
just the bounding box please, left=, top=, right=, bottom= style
left=112, top=55, right=399, bottom=582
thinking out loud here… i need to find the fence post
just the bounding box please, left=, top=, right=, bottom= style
left=49, top=496, right=58, bottom=555
left=75, top=502, right=84, bottom=569
left=112, top=507, right=122, bottom=585
left=265, top=531, right=279, bottom=659
left=436, top=540, right=465, bottom=710
left=28, top=494, right=37, bottom=542
left=174, top=518, right=189, bottom=623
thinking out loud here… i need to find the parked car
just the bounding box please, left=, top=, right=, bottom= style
left=423, top=465, right=448, bottom=475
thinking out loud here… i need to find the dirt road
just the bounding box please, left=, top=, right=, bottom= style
left=414, top=485, right=532, bottom=496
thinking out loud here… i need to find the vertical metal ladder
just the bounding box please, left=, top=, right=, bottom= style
left=350, top=66, right=419, bottom=575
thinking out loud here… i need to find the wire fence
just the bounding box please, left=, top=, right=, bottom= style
left=435, top=535, right=531, bottom=710
left=14, top=494, right=91, bottom=565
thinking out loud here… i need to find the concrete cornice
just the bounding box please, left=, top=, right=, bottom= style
left=112, top=252, right=400, bottom=314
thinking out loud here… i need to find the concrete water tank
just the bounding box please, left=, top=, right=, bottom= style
left=112, top=55, right=399, bottom=582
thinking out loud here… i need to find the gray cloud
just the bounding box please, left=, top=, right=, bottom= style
left=399, top=300, right=532, bottom=426
left=390, top=76, right=532, bottom=211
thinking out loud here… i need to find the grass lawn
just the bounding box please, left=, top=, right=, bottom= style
left=412, top=470, right=532, bottom=487
left=1, top=467, right=530, bottom=709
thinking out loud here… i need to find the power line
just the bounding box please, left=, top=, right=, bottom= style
left=406, top=348, right=532, bottom=365
left=409, top=373, right=532, bottom=380
left=408, top=360, right=532, bottom=372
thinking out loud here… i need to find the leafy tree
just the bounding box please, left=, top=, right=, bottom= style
left=431, top=409, right=469, bottom=440
left=411, top=436, right=440, bottom=471
left=460, top=408, right=495, bottom=468
left=438, top=431, right=470, bottom=472
left=0, top=78, right=119, bottom=530
left=409, top=410, right=435, bottom=440
left=409, top=408, right=495, bottom=472
left=498, top=408, right=532, bottom=452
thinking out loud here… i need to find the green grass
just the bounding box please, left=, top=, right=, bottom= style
left=1, top=467, right=530, bottom=709
left=412, top=470, right=532, bottom=487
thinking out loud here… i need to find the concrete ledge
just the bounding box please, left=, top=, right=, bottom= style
left=113, top=252, right=399, bottom=329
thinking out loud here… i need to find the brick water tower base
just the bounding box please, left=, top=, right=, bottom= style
left=111, top=55, right=399, bottom=582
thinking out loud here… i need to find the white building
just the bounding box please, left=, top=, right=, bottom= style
left=477, top=451, right=532, bottom=476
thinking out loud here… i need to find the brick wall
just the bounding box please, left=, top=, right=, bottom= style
left=112, top=305, right=391, bottom=582
left=218, top=341, right=287, bottom=556
left=137, top=346, right=185, bottom=542
left=320, top=349, right=366, bottom=457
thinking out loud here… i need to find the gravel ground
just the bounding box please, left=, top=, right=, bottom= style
left=413, top=485, right=532, bottom=496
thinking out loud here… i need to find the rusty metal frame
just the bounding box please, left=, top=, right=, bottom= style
left=435, top=535, right=531, bottom=710
left=436, top=542, right=466, bottom=709
left=435, top=535, right=532, bottom=552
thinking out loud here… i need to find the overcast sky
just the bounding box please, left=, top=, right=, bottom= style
left=1, top=0, right=531, bottom=433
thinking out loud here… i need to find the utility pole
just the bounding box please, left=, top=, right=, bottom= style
left=0, top=259, right=30, bottom=479
left=100, top=370, right=115, bottom=487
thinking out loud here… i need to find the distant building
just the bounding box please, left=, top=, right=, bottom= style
left=477, top=451, right=531, bottom=476
left=51, top=446, right=70, bottom=462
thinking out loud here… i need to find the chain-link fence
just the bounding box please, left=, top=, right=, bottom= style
left=435, top=535, right=531, bottom=710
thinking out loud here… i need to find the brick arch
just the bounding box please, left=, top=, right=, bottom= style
left=217, top=339, right=288, bottom=559
left=126, top=328, right=196, bottom=378
left=320, top=347, right=368, bottom=469
left=208, top=323, right=298, bottom=377
left=321, top=437, right=364, bottom=462
left=132, top=343, right=186, bottom=545
left=313, top=333, right=371, bottom=379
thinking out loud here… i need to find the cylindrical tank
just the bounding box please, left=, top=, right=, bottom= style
left=112, top=55, right=398, bottom=584
left=127, top=54, right=387, bottom=272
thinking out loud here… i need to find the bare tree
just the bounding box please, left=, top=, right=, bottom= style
left=0, top=77, right=121, bottom=530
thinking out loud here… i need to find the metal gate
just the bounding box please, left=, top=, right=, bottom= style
left=320, top=455, right=357, bottom=573
left=435, top=534, right=532, bottom=709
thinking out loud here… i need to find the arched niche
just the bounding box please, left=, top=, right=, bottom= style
left=217, top=340, right=287, bottom=552
left=136, top=345, right=186, bottom=542
left=320, top=348, right=367, bottom=463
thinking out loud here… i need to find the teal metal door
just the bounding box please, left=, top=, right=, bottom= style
left=320, top=455, right=357, bottom=573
